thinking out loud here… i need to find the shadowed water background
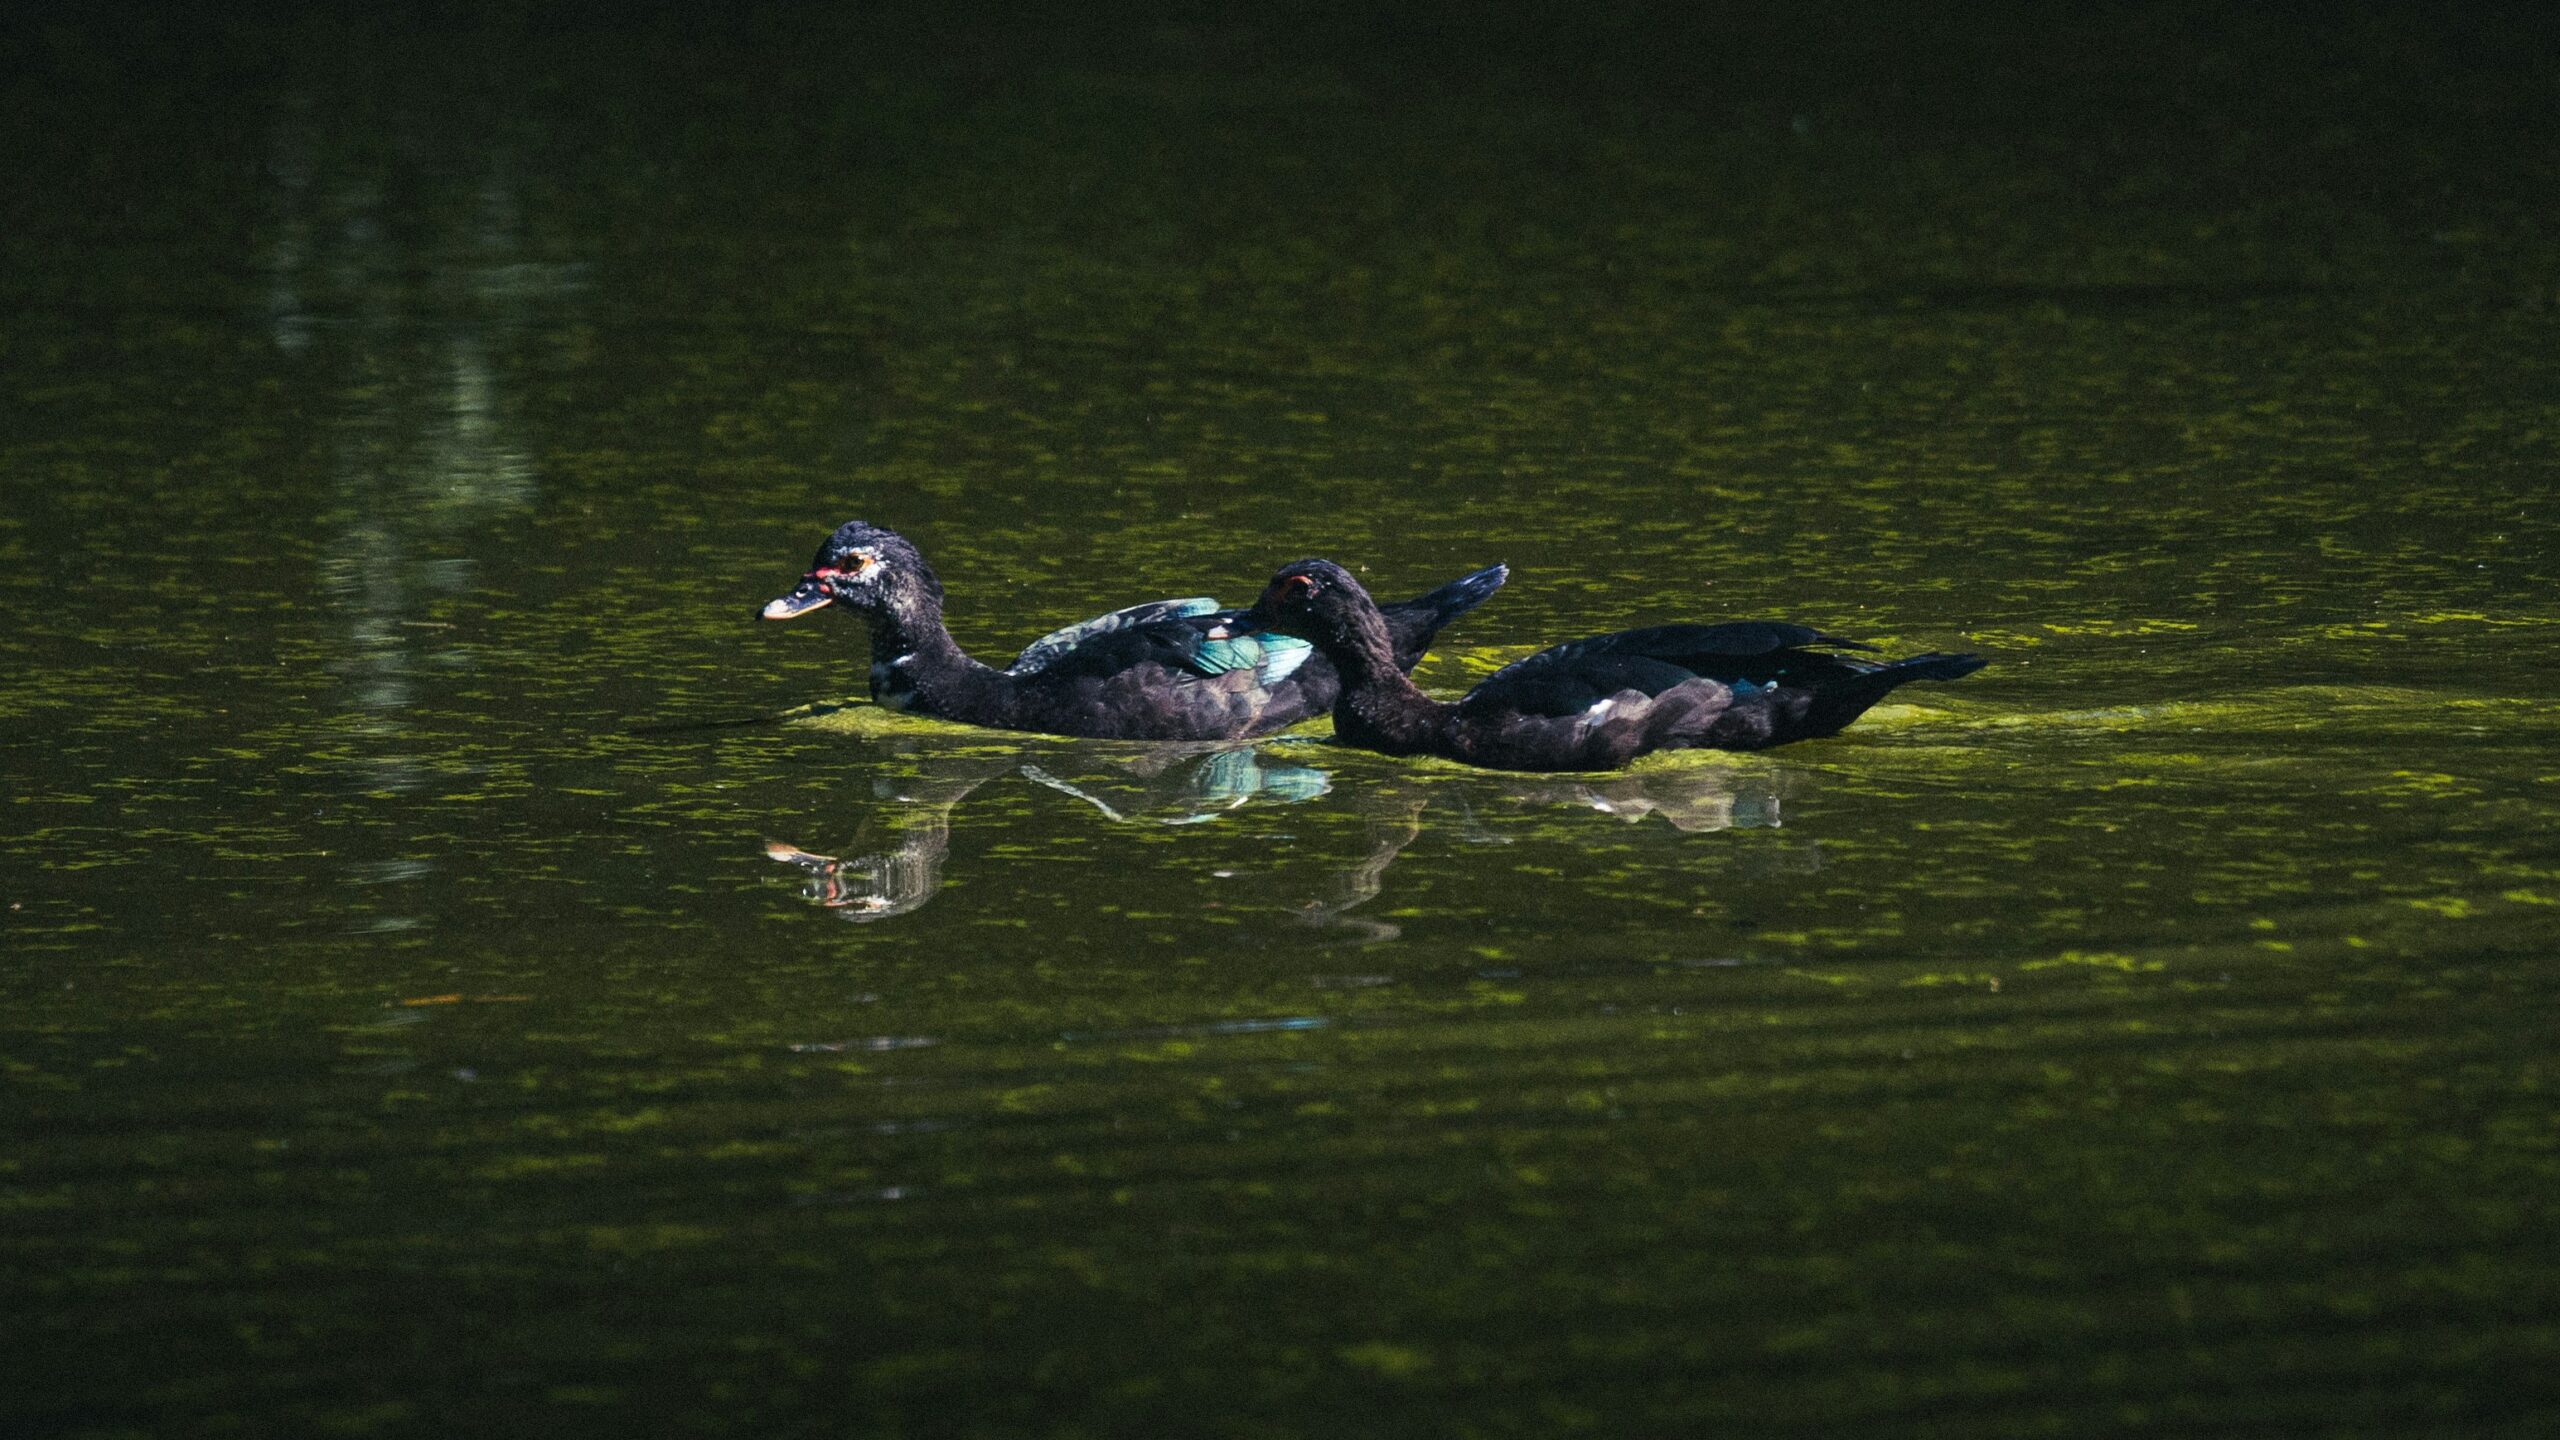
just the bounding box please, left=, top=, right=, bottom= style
left=5, top=4, right=2559, bottom=1434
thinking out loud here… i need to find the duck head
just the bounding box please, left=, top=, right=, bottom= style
left=1230, top=558, right=1377, bottom=644
left=761, top=520, right=941, bottom=622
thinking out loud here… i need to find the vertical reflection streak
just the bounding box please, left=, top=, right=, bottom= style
left=263, top=94, right=587, bottom=935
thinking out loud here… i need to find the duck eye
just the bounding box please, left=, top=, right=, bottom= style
left=1281, top=573, right=1316, bottom=599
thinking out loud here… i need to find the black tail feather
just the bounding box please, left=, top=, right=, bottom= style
left=1799, top=652, right=1986, bottom=737
left=1411, top=563, right=1509, bottom=621
left=1381, top=562, right=1508, bottom=667
left=1886, top=652, right=1988, bottom=683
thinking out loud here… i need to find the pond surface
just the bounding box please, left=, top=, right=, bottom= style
left=6, top=4, right=2559, bottom=1434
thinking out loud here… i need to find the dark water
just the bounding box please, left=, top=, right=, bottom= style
left=7, top=4, right=2560, bottom=1434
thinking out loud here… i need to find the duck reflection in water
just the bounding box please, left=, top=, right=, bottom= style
left=1018, top=746, right=1328, bottom=825
left=1492, top=770, right=1786, bottom=834
left=764, top=735, right=1789, bottom=926
left=1287, top=760, right=1794, bottom=943
left=763, top=754, right=1011, bottom=922
left=765, top=743, right=1331, bottom=921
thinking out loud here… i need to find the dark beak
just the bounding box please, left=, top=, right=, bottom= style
left=761, top=577, right=834, bottom=620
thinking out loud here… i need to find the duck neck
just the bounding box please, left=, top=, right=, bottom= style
left=1316, top=607, right=1451, bottom=754
left=863, top=585, right=992, bottom=709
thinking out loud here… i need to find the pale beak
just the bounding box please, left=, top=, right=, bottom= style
left=761, top=578, right=835, bottom=620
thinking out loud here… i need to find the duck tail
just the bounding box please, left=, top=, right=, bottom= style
left=1381, top=562, right=1509, bottom=669
left=1799, top=652, right=1986, bottom=737
left=1411, top=563, right=1509, bottom=621
left=1882, top=652, right=1987, bottom=684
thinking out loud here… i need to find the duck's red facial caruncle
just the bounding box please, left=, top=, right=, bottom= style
left=814, top=549, right=884, bottom=585
left=762, top=547, right=884, bottom=621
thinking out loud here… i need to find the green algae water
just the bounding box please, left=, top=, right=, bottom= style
left=7, top=4, right=2560, bottom=1434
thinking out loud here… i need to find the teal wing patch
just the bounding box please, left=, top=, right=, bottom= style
left=1184, top=631, right=1314, bottom=686
left=1008, top=597, right=1220, bottom=676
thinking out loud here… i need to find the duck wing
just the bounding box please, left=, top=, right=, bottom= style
left=1481, top=622, right=1881, bottom=692
left=1465, top=622, right=1886, bottom=720
left=1007, top=597, right=1221, bottom=676
left=1013, top=600, right=1315, bottom=689
left=1461, top=648, right=1706, bottom=719
left=1173, top=625, right=1317, bottom=686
